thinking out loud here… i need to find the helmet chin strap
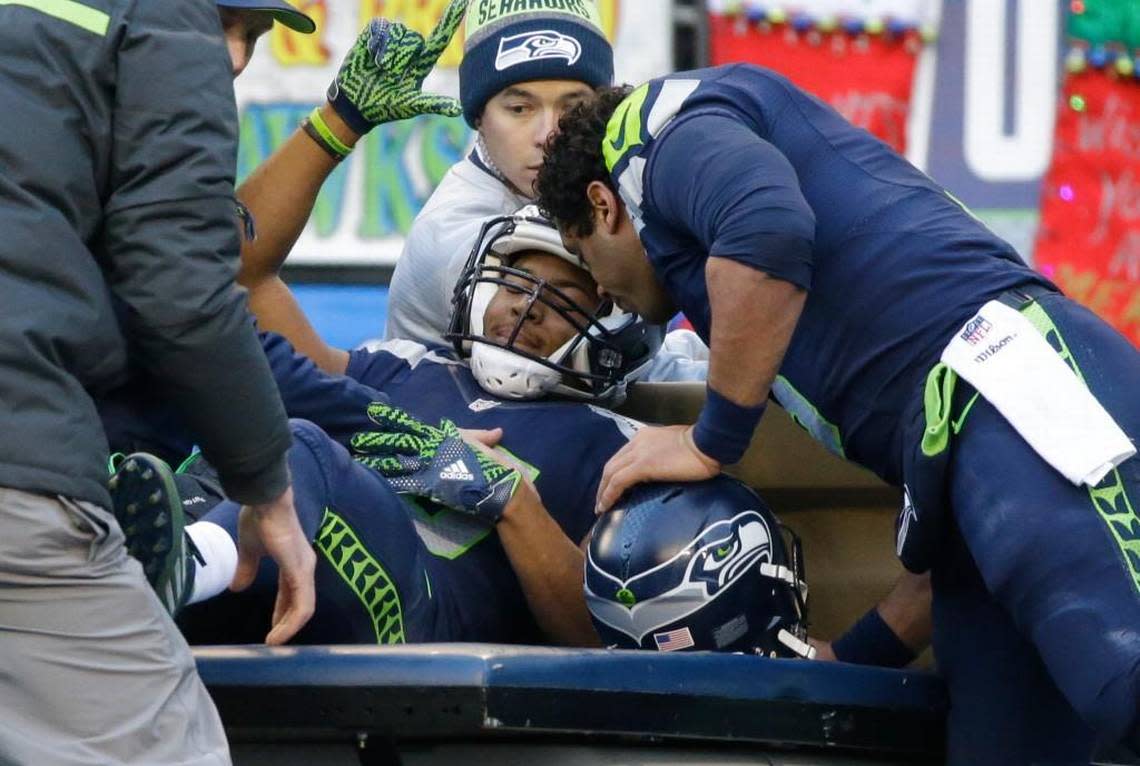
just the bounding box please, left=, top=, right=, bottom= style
left=759, top=553, right=814, bottom=660
left=775, top=628, right=817, bottom=660
left=758, top=562, right=810, bottom=605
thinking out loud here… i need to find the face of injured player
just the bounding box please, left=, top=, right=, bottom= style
left=477, top=81, right=596, bottom=198
left=481, top=250, right=603, bottom=358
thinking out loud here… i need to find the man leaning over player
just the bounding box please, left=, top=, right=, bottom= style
left=535, top=65, right=1140, bottom=762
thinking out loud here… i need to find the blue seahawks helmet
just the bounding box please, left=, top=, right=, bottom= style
left=585, top=477, right=813, bottom=658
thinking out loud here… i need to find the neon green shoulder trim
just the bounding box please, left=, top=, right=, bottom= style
left=1, top=0, right=109, bottom=35
left=603, top=83, right=649, bottom=172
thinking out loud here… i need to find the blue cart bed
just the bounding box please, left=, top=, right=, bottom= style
left=196, top=644, right=946, bottom=765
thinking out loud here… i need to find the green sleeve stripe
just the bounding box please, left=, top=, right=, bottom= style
left=1, top=0, right=109, bottom=35
left=771, top=375, right=846, bottom=458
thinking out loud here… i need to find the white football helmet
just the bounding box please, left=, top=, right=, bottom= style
left=448, top=206, right=664, bottom=404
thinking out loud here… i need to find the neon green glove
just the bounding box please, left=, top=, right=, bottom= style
left=350, top=403, right=522, bottom=523
left=327, top=0, right=465, bottom=135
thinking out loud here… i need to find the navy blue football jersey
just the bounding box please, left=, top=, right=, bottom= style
left=604, top=64, right=1054, bottom=483
left=263, top=332, right=637, bottom=642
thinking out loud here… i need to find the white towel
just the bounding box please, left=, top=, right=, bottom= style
left=940, top=300, right=1136, bottom=487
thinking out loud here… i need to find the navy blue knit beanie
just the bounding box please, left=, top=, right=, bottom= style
left=459, top=1, right=614, bottom=127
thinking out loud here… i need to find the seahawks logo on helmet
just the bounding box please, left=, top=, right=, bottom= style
left=495, top=30, right=581, bottom=71
left=586, top=510, right=774, bottom=646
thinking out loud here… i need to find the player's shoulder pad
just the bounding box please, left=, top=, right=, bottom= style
left=605, top=76, right=703, bottom=227
left=359, top=338, right=465, bottom=370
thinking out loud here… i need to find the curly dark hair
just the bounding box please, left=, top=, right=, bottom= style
left=536, top=85, right=633, bottom=237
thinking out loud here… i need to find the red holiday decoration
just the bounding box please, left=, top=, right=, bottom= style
left=708, top=14, right=922, bottom=153
left=1033, top=70, right=1140, bottom=346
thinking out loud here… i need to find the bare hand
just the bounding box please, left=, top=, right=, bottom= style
left=231, top=486, right=317, bottom=646
left=596, top=425, right=720, bottom=513
left=458, top=426, right=504, bottom=452
left=459, top=427, right=541, bottom=517
left=808, top=637, right=837, bottom=661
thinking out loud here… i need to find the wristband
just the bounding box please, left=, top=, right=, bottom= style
left=832, top=607, right=917, bottom=668
left=301, top=107, right=352, bottom=161
left=234, top=200, right=257, bottom=241
left=691, top=386, right=766, bottom=465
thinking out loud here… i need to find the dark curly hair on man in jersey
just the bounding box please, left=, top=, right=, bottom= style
left=536, top=85, right=633, bottom=237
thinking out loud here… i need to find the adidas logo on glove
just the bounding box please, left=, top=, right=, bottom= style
left=440, top=459, right=475, bottom=481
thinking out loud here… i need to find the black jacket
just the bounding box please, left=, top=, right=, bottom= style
left=0, top=0, right=290, bottom=507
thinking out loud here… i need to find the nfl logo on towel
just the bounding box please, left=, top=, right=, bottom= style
left=654, top=627, right=696, bottom=652
left=960, top=316, right=993, bottom=345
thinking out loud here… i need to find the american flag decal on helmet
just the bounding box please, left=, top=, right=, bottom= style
left=653, top=627, right=696, bottom=652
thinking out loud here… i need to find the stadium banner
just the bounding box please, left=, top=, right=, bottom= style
left=234, top=0, right=672, bottom=267
left=243, top=0, right=1080, bottom=277
left=706, top=1, right=938, bottom=155
left=1033, top=73, right=1140, bottom=347
left=705, top=0, right=1066, bottom=261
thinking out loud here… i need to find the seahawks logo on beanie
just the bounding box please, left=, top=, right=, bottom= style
left=495, top=29, right=582, bottom=70
left=459, top=0, right=614, bottom=127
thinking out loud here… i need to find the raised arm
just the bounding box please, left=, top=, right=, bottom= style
left=236, top=0, right=467, bottom=373
left=236, top=103, right=356, bottom=375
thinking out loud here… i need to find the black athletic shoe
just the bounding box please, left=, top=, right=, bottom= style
left=109, top=453, right=197, bottom=616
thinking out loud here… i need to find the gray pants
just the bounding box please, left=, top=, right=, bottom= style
left=0, top=487, right=230, bottom=766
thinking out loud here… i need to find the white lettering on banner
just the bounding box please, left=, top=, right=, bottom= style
left=964, top=0, right=1057, bottom=182
left=1077, top=93, right=1140, bottom=158
left=1092, top=169, right=1140, bottom=245
left=1110, top=231, right=1140, bottom=281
